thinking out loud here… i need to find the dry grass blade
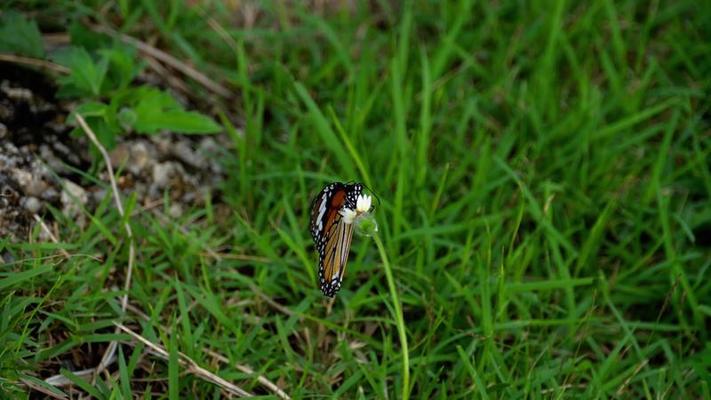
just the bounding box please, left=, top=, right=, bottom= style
left=33, top=214, right=70, bottom=259
left=20, top=378, right=69, bottom=399
left=91, top=25, right=232, bottom=98
left=616, top=359, right=649, bottom=396
left=114, top=323, right=254, bottom=397
left=74, top=113, right=135, bottom=311
left=45, top=113, right=133, bottom=387
left=250, top=283, right=296, bottom=317
left=123, top=303, right=290, bottom=399
left=44, top=368, right=96, bottom=387
left=206, top=349, right=291, bottom=400
left=77, top=113, right=134, bottom=376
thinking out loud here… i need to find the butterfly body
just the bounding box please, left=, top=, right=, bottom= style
left=310, top=182, right=363, bottom=297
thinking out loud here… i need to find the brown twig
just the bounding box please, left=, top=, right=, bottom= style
left=114, top=323, right=253, bottom=397
left=91, top=25, right=231, bottom=98
left=0, top=54, right=70, bottom=74
left=143, top=56, right=192, bottom=98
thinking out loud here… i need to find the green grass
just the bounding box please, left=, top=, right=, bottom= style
left=2, top=0, right=711, bottom=398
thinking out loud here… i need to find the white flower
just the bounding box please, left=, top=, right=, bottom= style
left=340, top=194, right=373, bottom=225
left=356, top=194, right=372, bottom=213
left=339, top=207, right=357, bottom=224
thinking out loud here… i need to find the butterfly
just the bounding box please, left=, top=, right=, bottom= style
left=310, top=182, right=372, bottom=297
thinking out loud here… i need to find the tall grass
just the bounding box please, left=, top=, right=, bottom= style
left=1, top=0, right=710, bottom=398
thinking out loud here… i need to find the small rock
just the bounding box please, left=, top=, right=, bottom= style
left=130, top=141, right=151, bottom=174
left=169, top=203, right=183, bottom=218
left=51, top=141, right=79, bottom=165
left=173, top=140, right=206, bottom=169
left=92, top=188, right=108, bottom=204
left=21, top=196, right=41, bottom=213
left=40, top=144, right=67, bottom=173
left=61, top=179, right=88, bottom=220
left=152, top=162, right=172, bottom=189
left=152, top=136, right=172, bottom=156
left=1, top=80, right=33, bottom=100
left=109, top=143, right=131, bottom=168
left=24, top=178, right=49, bottom=198
left=62, top=180, right=87, bottom=203
left=111, top=141, right=154, bottom=176
left=41, top=187, right=60, bottom=202
left=10, top=168, right=33, bottom=193
left=198, top=138, right=224, bottom=174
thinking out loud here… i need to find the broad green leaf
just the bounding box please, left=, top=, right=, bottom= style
left=134, top=110, right=221, bottom=134
left=131, top=87, right=221, bottom=134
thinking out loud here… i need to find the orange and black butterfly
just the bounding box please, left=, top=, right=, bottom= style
left=310, top=182, right=363, bottom=297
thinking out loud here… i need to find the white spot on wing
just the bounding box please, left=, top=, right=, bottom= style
left=316, top=193, right=328, bottom=230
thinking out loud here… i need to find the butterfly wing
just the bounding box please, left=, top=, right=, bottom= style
left=319, top=211, right=354, bottom=297
left=309, top=182, right=362, bottom=297
left=310, top=183, right=340, bottom=244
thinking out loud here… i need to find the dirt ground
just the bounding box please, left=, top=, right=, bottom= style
left=0, top=62, right=230, bottom=247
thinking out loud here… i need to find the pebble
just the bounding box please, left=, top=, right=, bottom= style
left=1, top=80, right=33, bottom=100
left=41, top=187, right=60, bottom=202
left=61, top=179, right=88, bottom=220
left=11, top=168, right=32, bottom=191
left=24, top=177, right=49, bottom=198
left=109, top=143, right=130, bottom=168
left=198, top=137, right=224, bottom=174
left=169, top=203, right=183, bottom=218
left=152, top=162, right=176, bottom=189
left=130, top=141, right=151, bottom=174
left=21, top=196, right=41, bottom=213
left=109, top=141, right=154, bottom=176
left=173, top=140, right=206, bottom=169
left=40, top=144, right=67, bottom=173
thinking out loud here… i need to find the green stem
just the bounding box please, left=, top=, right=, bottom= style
left=373, top=233, right=409, bottom=400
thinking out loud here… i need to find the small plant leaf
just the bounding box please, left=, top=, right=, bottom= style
left=99, top=45, right=142, bottom=90
left=54, top=47, right=108, bottom=97
left=0, top=11, right=45, bottom=58
left=69, top=102, right=120, bottom=150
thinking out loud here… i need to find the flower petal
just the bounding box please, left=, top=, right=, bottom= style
left=339, top=207, right=357, bottom=224
left=356, top=194, right=372, bottom=213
